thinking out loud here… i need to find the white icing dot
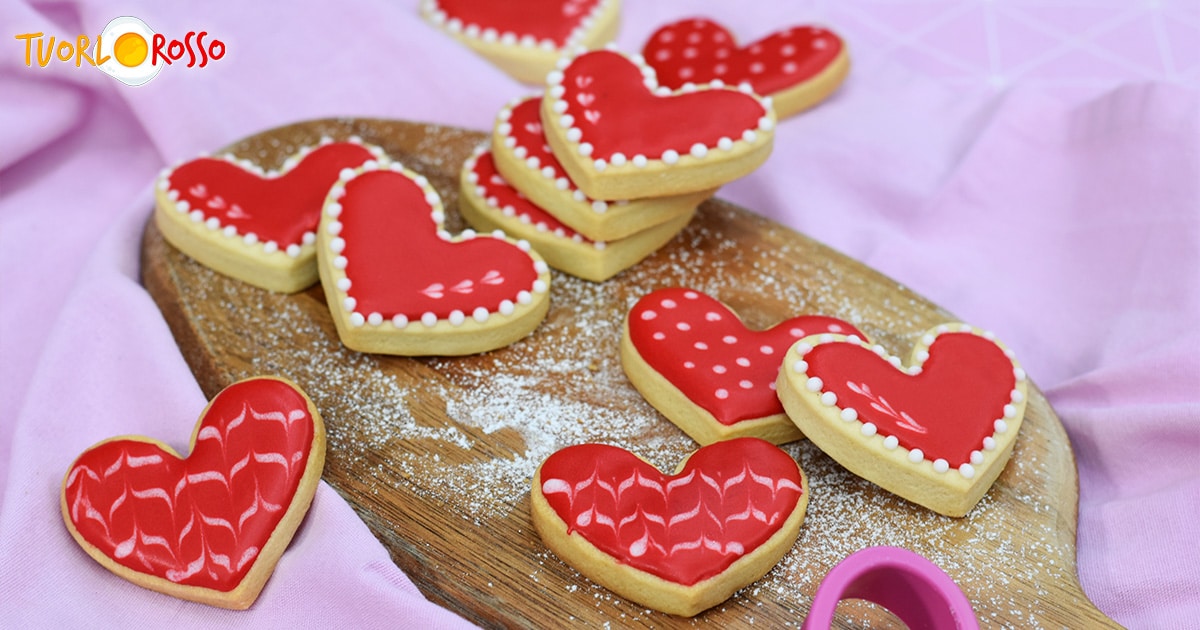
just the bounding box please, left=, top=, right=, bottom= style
left=683, top=361, right=695, bottom=369
left=760, top=345, right=775, bottom=355
left=640, top=310, right=658, bottom=321
left=421, top=312, right=438, bottom=327
left=499, top=300, right=515, bottom=316
left=934, top=459, right=950, bottom=473
left=1004, top=404, right=1017, bottom=419
left=713, top=365, right=726, bottom=374
left=473, top=307, right=489, bottom=323
left=286, top=244, right=301, bottom=258
left=736, top=357, right=751, bottom=367
left=789, top=328, right=806, bottom=338
left=1011, top=389, right=1025, bottom=403
left=263, top=240, right=279, bottom=253
left=994, top=419, right=1009, bottom=433
left=959, top=464, right=976, bottom=479
left=449, top=310, right=466, bottom=326
left=336, top=278, right=351, bottom=291
left=805, top=376, right=823, bottom=392
left=705, top=311, right=722, bottom=321
left=349, top=312, right=365, bottom=327
left=861, top=423, right=877, bottom=437
left=632, top=155, right=648, bottom=168
left=840, top=407, right=858, bottom=422
left=971, top=450, right=984, bottom=465
left=739, top=380, right=754, bottom=390
left=652, top=332, right=666, bottom=341
left=820, top=391, right=837, bottom=406
left=662, top=150, right=680, bottom=164
left=391, top=314, right=408, bottom=328
left=983, top=437, right=997, bottom=451
left=791, top=360, right=808, bottom=374
left=694, top=342, right=708, bottom=350
left=343, top=297, right=357, bottom=311
left=676, top=322, right=691, bottom=331
left=883, top=435, right=899, bottom=450
left=795, top=342, right=813, bottom=355
left=690, top=143, right=707, bottom=158
left=909, top=449, right=924, bottom=463
left=661, top=298, right=677, bottom=309
left=367, top=312, right=383, bottom=326
left=715, top=388, right=729, bottom=400
left=723, top=335, right=738, bottom=344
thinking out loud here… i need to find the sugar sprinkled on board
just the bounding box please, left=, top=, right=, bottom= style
left=161, top=120, right=1072, bottom=627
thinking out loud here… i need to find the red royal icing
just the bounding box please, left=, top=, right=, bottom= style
left=432, top=0, right=602, bottom=46
left=804, top=333, right=1017, bottom=466
left=504, top=96, right=596, bottom=201
left=337, top=169, right=542, bottom=319
left=470, top=149, right=589, bottom=243
left=554, top=50, right=767, bottom=160
left=539, top=438, right=803, bottom=586
left=166, top=143, right=375, bottom=248
left=629, top=288, right=862, bottom=425
left=643, top=18, right=845, bottom=96
left=63, top=378, right=317, bottom=592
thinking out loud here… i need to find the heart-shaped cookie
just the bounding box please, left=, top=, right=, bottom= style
left=642, top=18, right=849, bottom=119
left=459, top=146, right=694, bottom=282
left=420, top=0, right=620, bottom=84
left=492, top=95, right=712, bottom=241
left=155, top=138, right=382, bottom=293
left=541, top=48, right=775, bottom=200
left=777, top=323, right=1028, bottom=516
left=60, top=376, right=326, bottom=609
left=531, top=438, right=808, bottom=617
left=621, top=288, right=863, bottom=445
left=317, top=160, right=551, bottom=356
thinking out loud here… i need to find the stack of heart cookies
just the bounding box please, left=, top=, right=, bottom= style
left=459, top=47, right=777, bottom=282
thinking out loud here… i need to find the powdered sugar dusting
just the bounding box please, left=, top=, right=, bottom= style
left=153, top=119, right=1087, bottom=627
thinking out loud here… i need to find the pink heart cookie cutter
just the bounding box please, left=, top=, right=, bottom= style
left=803, top=546, right=979, bottom=630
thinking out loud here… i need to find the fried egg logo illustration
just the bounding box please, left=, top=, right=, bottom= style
left=95, top=16, right=162, bottom=86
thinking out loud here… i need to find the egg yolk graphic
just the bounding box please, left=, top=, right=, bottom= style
left=113, top=32, right=148, bottom=67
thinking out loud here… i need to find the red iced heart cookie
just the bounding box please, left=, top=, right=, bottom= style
left=643, top=18, right=850, bottom=118
left=622, top=288, right=863, bottom=445
left=491, top=96, right=711, bottom=242
left=459, top=146, right=694, bottom=282
left=541, top=49, right=775, bottom=200
left=420, top=0, right=620, bottom=84
left=155, top=139, right=380, bottom=292
left=317, top=161, right=551, bottom=356
left=531, top=438, right=808, bottom=616
left=60, top=377, right=326, bottom=609
left=777, top=324, right=1028, bottom=516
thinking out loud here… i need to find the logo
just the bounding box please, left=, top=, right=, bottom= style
left=14, top=16, right=225, bottom=87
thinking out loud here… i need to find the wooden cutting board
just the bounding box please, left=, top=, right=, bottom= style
left=141, top=118, right=1120, bottom=628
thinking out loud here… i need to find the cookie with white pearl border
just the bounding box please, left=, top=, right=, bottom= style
left=460, top=146, right=694, bottom=282
left=492, top=95, right=713, bottom=242
left=420, top=0, right=621, bottom=84
left=317, top=159, right=551, bottom=356
left=776, top=323, right=1028, bottom=517
left=620, top=287, right=864, bottom=446
left=541, top=47, right=776, bottom=200
left=155, top=137, right=384, bottom=293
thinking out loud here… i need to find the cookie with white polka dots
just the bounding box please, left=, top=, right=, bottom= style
left=316, top=159, right=551, bottom=356
left=642, top=18, right=849, bottom=119
left=776, top=323, right=1028, bottom=516
left=620, top=287, right=863, bottom=445
left=154, top=138, right=383, bottom=293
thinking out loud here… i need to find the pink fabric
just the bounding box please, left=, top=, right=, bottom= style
left=1, top=1, right=1196, bottom=628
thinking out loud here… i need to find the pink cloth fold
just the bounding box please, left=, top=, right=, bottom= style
left=2, top=1, right=1196, bottom=628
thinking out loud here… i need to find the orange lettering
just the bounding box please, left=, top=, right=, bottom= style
left=13, top=32, right=42, bottom=66
left=93, top=34, right=110, bottom=65
left=74, top=35, right=93, bottom=67
left=36, top=35, right=54, bottom=67
left=55, top=38, right=73, bottom=62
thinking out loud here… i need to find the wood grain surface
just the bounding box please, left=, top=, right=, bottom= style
left=141, top=119, right=1120, bottom=628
